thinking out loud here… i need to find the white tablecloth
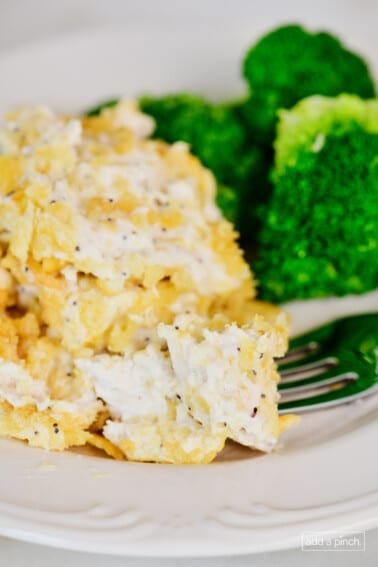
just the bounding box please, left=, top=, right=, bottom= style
left=0, top=1, right=377, bottom=564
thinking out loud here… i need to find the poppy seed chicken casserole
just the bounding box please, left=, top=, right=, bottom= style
left=0, top=101, right=297, bottom=463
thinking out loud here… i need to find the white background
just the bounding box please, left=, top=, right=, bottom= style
left=0, top=0, right=377, bottom=565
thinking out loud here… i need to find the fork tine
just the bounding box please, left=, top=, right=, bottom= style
left=279, top=356, right=337, bottom=383
left=279, top=371, right=357, bottom=395
left=278, top=382, right=378, bottom=414
left=279, top=341, right=319, bottom=365
left=279, top=365, right=342, bottom=392
left=279, top=318, right=341, bottom=370
left=277, top=313, right=378, bottom=413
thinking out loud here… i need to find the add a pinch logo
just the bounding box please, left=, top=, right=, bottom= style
left=301, top=531, right=365, bottom=551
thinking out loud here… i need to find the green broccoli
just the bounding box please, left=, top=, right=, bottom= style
left=139, top=94, right=266, bottom=226
left=139, top=94, right=243, bottom=183
left=215, top=184, right=240, bottom=224
left=242, top=25, right=376, bottom=145
left=255, top=95, right=378, bottom=302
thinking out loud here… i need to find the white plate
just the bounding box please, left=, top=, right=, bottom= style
left=0, top=26, right=378, bottom=558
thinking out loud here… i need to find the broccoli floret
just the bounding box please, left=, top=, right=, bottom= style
left=215, top=184, right=240, bottom=223
left=242, top=25, right=376, bottom=144
left=140, top=94, right=245, bottom=182
left=140, top=94, right=249, bottom=223
left=255, top=95, right=378, bottom=302
left=274, top=94, right=378, bottom=174
left=139, top=94, right=265, bottom=225
left=235, top=143, right=274, bottom=244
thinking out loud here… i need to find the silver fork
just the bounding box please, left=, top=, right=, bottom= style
left=277, top=313, right=378, bottom=414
